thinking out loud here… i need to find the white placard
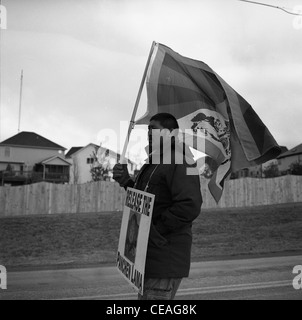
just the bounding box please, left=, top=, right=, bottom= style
left=117, top=187, right=155, bottom=295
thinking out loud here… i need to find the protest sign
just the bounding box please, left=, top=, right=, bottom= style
left=117, top=187, right=155, bottom=295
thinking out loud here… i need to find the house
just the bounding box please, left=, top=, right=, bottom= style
left=230, top=146, right=288, bottom=179
left=0, top=131, right=71, bottom=186
left=66, top=144, right=136, bottom=184
left=231, top=165, right=260, bottom=179
left=277, top=143, right=302, bottom=175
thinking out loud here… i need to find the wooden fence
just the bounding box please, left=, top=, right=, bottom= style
left=0, top=176, right=301, bottom=217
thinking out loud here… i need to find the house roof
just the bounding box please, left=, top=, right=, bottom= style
left=277, top=143, right=302, bottom=159
left=65, top=144, right=98, bottom=158
left=65, top=147, right=83, bottom=158
left=0, top=132, right=66, bottom=150
left=38, top=156, right=71, bottom=166
left=66, top=143, right=135, bottom=164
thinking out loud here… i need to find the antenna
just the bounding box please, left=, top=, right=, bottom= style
left=18, top=70, right=23, bottom=133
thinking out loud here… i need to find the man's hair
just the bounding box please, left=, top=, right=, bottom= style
left=150, top=113, right=179, bottom=131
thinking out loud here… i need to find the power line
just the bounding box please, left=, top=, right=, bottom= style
left=238, top=0, right=302, bottom=16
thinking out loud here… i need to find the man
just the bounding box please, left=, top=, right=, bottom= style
left=113, top=113, right=202, bottom=300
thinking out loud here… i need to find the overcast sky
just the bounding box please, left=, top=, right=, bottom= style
left=1, top=0, right=301, bottom=163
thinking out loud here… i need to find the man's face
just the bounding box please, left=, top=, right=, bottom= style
left=148, top=120, right=164, bottom=146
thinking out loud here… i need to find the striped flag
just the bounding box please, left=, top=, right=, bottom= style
left=136, top=43, right=281, bottom=202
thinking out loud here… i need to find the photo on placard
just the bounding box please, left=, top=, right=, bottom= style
left=124, top=210, right=141, bottom=263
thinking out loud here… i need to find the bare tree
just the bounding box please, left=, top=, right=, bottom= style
left=90, top=145, right=110, bottom=182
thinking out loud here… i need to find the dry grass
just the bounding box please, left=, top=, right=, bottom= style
left=191, top=202, right=302, bottom=261
left=0, top=202, right=302, bottom=270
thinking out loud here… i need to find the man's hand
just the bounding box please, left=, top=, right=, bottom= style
left=112, top=164, right=131, bottom=187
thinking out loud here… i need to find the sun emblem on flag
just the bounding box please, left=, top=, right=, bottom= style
left=190, top=112, right=231, bottom=156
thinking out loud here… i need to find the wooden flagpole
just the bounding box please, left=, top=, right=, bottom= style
left=120, top=41, right=157, bottom=164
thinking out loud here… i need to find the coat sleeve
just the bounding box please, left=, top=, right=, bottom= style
left=158, top=164, right=203, bottom=232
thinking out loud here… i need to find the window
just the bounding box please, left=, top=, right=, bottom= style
left=87, top=158, right=94, bottom=164
left=5, top=147, right=10, bottom=157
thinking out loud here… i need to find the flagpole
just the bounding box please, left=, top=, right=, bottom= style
left=18, top=70, right=24, bottom=133
left=120, top=41, right=157, bottom=164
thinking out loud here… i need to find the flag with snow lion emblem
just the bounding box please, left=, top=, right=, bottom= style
left=136, top=43, right=281, bottom=202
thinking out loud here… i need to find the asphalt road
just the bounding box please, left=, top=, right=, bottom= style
left=1, top=255, right=301, bottom=300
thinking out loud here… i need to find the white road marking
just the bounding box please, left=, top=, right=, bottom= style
left=55, top=280, right=291, bottom=300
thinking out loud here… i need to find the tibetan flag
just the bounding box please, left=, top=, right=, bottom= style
left=136, top=42, right=281, bottom=203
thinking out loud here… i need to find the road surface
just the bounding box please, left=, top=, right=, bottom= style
left=1, top=255, right=301, bottom=300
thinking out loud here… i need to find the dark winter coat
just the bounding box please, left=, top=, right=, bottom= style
left=125, top=142, right=203, bottom=278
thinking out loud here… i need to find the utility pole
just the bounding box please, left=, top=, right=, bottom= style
left=18, top=70, right=23, bottom=133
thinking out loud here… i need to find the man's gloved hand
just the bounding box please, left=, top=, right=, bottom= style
left=112, top=163, right=131, bottom=187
